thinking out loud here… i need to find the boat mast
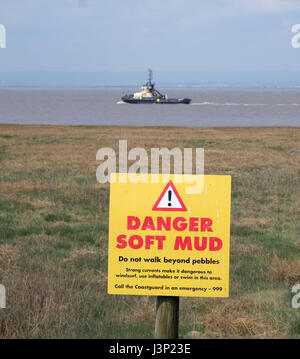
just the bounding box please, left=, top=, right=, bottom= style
left=148, top=68, right=152, bottom=84
left=147, top=68, right=164, bottom=98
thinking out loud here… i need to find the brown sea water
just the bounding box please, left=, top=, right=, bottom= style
left=0, top=88, right=299, bottom=127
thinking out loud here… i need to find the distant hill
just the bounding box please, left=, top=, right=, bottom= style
left=0, top=70, right=300, bottom=88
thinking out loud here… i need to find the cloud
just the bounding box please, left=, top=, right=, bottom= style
left=0, top=0, right=299, bottom=72
left=240, top=0, right=300, bottom=13
left=1, top=0, right=299, bottom=28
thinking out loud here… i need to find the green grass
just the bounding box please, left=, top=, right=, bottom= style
left=0, top=134, right=17, bottom=139
left=2, top=164, right=298, bottom=338
left=267, top=145, right=294, bottom=152
left=185, top=139, right=220, bottom=147
left=0, top=144, right=7, bottom=162
left=0, top=125, right=299, bottom=339
left=290, top=318, right=300, bottom=336
left=26, top=135, right=64, bottom=145
left=26, top=135, right=86, bottom=145
left=43, top=213, right=72, bottom=223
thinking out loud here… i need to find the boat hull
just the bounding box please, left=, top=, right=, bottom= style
left=121, top=97, right=191, bottom=104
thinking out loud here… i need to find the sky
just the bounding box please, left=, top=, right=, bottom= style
left=0, top=0, right=300, bottom=74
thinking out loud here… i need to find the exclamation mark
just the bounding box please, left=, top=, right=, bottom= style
left=168, top=190, right=172, bottom=207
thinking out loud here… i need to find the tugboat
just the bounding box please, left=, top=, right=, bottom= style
left=121, top=69, right=191, bottom=104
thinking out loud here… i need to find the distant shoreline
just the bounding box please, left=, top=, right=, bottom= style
left=0, top=124, right=298, bottom=129
left=1, top=86, right=300, bottom=90
left=1, top=70, right=300, bottom=89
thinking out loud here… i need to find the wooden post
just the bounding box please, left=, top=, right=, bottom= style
left=155, top=296, right=179, bottom=339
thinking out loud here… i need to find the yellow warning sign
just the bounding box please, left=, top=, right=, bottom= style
left=108, top=174, right=231, bottom=298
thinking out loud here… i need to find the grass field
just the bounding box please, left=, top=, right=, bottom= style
left=0, top=124, right=299, bottom=339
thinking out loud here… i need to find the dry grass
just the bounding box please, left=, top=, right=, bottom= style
left=0, top=244, right=21, bottom=263
left=202, top=297, right=280, bottom=338
left=114, top=296, right=156, bottom=325
left=268, top=254, right=300, bottom=286
left=0, top=125, right=299, bottom=176
left=0, top=269, right=96, bottom=338
left=63, top=248, right=97, bottom=263
left=231, top=243, right=264, bottom=256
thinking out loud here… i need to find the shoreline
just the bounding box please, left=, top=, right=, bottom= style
left=0, top=123, right=299, bottom=129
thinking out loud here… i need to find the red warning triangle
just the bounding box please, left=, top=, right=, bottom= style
left=152, top=181, right=187, bottom=212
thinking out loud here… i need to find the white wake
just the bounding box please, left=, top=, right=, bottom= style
left=190, top=102, right=300, bottom=106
